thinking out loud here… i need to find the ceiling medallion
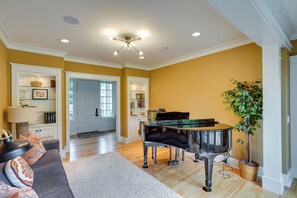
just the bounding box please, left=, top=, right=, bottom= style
left=110, top=35, right=144, bottom=59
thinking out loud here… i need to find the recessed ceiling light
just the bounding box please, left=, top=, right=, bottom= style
left=60, top=38, right=70, bottom=43
left=139, top=56, right=144, bottom=59
left=192, top=32, right=201, bottom=37
left=159, top=47, right=168, bottom=51
left=63, top=16, right=80, bottom=25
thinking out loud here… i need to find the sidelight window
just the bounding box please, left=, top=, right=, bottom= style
left=100, top=82, right=114, bottom=117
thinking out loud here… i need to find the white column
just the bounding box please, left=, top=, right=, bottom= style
left=262, top=42, right=284, bottom=195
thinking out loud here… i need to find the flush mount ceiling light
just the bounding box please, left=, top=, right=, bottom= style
left=110, top=35, right=144, bottom=59
left=63, top=16, right=80, bottom=25
left=60, top=38, right=70, bottom=43
left=192, top=32, right=201, bottom=37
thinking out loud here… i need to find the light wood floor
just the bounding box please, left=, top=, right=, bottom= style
left=63, top=133, right=297, bottom=198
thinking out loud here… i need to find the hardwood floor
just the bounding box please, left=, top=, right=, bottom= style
left=63, top=133, right=297, bottom=198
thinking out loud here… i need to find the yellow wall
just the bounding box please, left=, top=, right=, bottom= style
left=120, top=67, right=150, bottom=137
left=290, top=39, right=297, bottom=56
left=0, top=40, right=8, bottom=129
left=150, top=43, right=262, bottom=162
left=281, top=48, right=291, bottom=173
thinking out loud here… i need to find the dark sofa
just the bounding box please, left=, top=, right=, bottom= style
left=0, top=140, right=74, bottom=198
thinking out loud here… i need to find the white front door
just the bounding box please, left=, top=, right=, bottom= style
left=77, top=80, right=100, bottom=133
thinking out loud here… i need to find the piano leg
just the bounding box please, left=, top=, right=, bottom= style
left=181, top=150, right=185, bottom=161
left=193, top=153, right=199, bottom=163
left=154, top=146, right=157, bottom=164
left=200, top=156, right=214, bottom=192
left=142, top=143, right=148, bottom=168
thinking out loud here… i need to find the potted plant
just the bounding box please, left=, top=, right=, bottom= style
left=222, top=79, right=263, bottom=181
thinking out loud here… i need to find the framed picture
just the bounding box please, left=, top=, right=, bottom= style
left=32, top=89, right=48, bottom=100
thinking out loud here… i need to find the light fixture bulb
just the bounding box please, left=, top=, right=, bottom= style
left=192, top=32, right=201, bottom=37
left=138, top=51, right=143, bottom=55
left=127, top=44, right=130, bottom=49
left=114, top=51, right=118, bottom=55
left=60, top=38, right=70, bottom=43
left=139, top=56, right=144, bottom=59
left=108, top=36, right=113, bottom=40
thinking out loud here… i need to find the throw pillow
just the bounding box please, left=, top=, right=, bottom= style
left=18, top=135, right=46, bottom=165
left=25, top=132, right=40, bottom=141
left=0, top=182, right=38, bottom=198
left=4, top=157, right=34, bottom=189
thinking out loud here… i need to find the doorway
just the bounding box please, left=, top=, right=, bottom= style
left=69, top=79, right=116, bottom=137
left=65, top=72, right=121, bottom=154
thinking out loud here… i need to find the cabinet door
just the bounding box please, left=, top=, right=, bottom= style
left=29, top=125, right=56, bottom=140
left=129, top=117, right=146, bottom=138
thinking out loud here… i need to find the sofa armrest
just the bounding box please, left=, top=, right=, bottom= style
left=42, top=139, right=60, bottom=152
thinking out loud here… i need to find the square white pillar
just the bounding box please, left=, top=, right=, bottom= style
left=262, top=42, right=284, bottom=195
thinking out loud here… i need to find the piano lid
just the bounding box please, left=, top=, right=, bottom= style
left=143, top=118, right=217, bottom=127
left=165, top=123, right=233, bottom=131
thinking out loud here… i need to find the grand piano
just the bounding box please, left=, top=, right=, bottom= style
left=139, top=112, right=232, bottom=192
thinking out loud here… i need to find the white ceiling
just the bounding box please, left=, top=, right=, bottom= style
left=0, top=0, right=296, bottom=69
left=0, top=0, right=247, bottom=69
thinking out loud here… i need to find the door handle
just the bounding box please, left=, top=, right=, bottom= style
left=95, top=108, right=99, bottom=117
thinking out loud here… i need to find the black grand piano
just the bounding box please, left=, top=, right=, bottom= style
left=139, top=112, right=232, bottom=192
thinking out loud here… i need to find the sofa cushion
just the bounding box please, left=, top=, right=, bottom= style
left=0, top=181, right=38, bottom=198
left=19, top=135, right=46, bottom=165
left=0, top=162, right=12, bottom=186
left=30, top=149, right=61, bottom=172
left=5, top=157, right=34, bottom=189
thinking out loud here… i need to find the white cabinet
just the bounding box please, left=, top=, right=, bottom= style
left=127, top=77, right=149, bottom=141
left=29, top=124, right=57, bottom=140
left=128, top=117, right=147, bottom=138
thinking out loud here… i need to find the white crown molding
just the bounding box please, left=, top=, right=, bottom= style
left=251, top=0, right=292, bottom=51
left=7, top=42, right=68, bottom=57
left=123, top=62, right=151, bottom=71
left=150, top=37, right=251, bottom=70
left=0, top=23, right=10, bottom=47
left=64, top=56, right=122, bottom=69
left=290, top=33, right=297, bottom=41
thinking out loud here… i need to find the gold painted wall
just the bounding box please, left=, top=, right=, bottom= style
left=0, top=40, right=8, bottom=129
left=120, top=67, right=150, bottom=137
left=290, top=39, right=297, bottom=56
left=150, top=43, right=263, bottom=163
left=281, top=48, right=291, bottom=173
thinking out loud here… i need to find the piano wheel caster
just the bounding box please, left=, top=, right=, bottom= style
left=142, top=165, right=148, bottom=168
left=203, top=186, right=212, bottom=192
left=193, top=159, right=199, bottom=163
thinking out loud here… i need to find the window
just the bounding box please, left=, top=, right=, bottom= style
left=69, top=79, right=74, bottom=120
left=100, top=82, right=114, bottom=117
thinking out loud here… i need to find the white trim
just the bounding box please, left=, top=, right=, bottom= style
left=65, top=71, right=121, bottom=153
left=290, top=34, right=297, bottom=41
left=121, top=136, right=141, bottom=144
left=251, top=0, right=292, bottom=51
left=150, top=37, right=251, bottom=70
left=123, top=62, right=151, bottom=71
left=292, top=167, right=297, bottom=178
left=10, top=63, right=63, bottom=152
left=0, top=23, right=10, bottom=47
left=65, top=56, right=122, bottom=69
left=283, top=168, right=294, bottom=188
left=8, top=42, right=67, bottom=57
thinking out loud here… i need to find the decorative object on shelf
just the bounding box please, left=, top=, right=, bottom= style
left=7, top=106, right=37, bottom=137
left=44, top=112, right=56, bottom=124
left=0, top=129, right=33, bottom=163
left=32, top=89, right=48, bottom=100
left=109, top=34, right=144, bottom=59
left=30, top=74, right=42, bottom=87
left=50, top=80, right=56, bottom=87
left=222, top=79, right=262, bottom=181
left=19, top=89, right=26, bottom=99
left=136, top=93, right=145, bottom=100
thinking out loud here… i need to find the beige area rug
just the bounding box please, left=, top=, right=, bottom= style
left=63, top=152, right=182, bottom=198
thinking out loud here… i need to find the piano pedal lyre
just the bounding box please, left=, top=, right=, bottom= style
left=193, top=153, right=199, bottom=163
left=168, top=146, right=185, bottom=166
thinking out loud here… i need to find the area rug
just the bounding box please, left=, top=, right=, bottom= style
left=77, top=130, right=115, bottom=139
left=63, top=152, right=181, bottom=198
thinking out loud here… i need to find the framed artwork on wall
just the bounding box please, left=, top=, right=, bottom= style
left=32, top=89, right=48, bottom=100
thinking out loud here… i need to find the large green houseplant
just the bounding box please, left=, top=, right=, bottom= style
left=222, top=79, right=262, bottom=180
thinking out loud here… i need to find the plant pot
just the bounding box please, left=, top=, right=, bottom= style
left=239, top=160, right=259, bottom=181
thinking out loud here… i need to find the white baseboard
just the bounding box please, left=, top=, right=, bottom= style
left=60, top=149, right=66, bottom=158
left=227, top=157, right=292, bottom=188
left=262, top=175, right=284, bottom=195
left=121, top=136, right=141, bottom=144
left=282, top=168, right=294, bottom=187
